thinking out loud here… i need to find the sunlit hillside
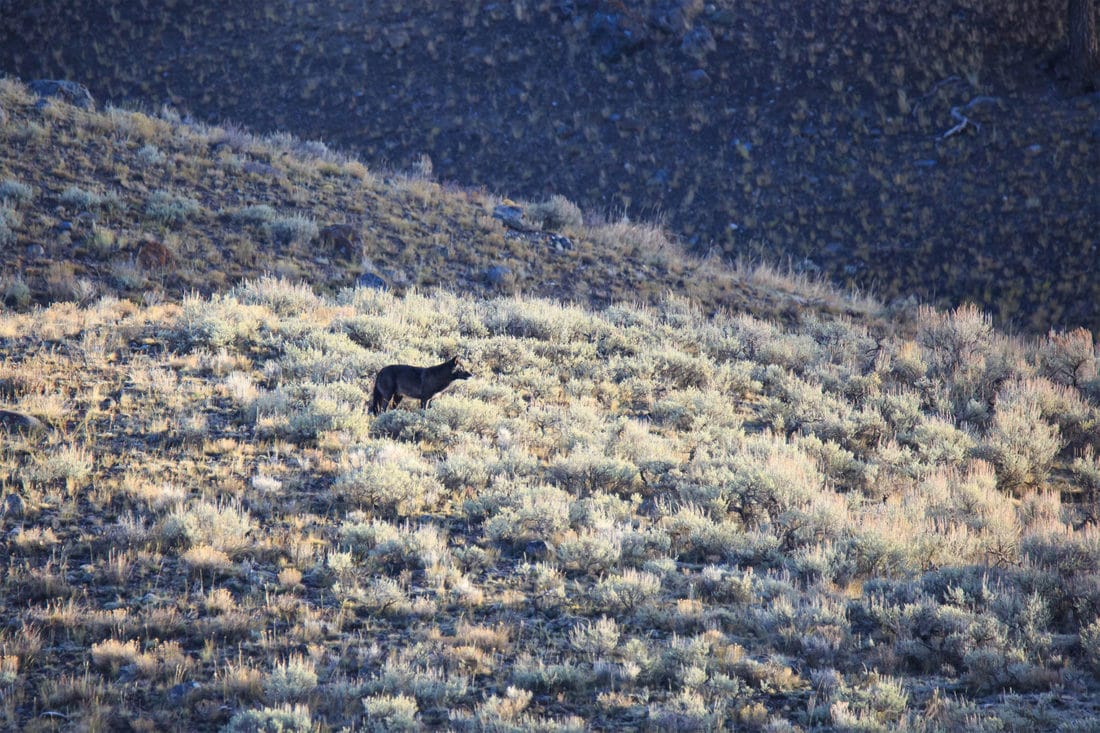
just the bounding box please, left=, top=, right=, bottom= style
left=0, top=275, right=1099, bottom=730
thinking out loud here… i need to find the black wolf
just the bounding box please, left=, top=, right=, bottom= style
left=369, top=356, right=472, bottom=415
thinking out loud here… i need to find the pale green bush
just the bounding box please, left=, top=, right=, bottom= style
left=0, top=206, right=20, bottom=247
left=981, top=381, right=1063, bottom=493
left=1039, top=327, right=1097, bottom=389
left=362, top=693, right=419, bottom=732
left=590, top=569, right=662, bottom=614
left=264, top=654, right=317, bottom=703
left=162, top=498, right=253, bottom=555
left=333, top=442, right=443, bottom=516
left=146, top=189, right=202, bottom=223
left=267, top=213, right=319, bottom=246
left=222, top=704, right=313, bottom=733
left=526, top=194, right=583, bottom=231
left=0, top=179, right=32, bottom=205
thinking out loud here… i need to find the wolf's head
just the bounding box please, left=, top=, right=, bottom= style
left=448, top=356, right=472, bottom=381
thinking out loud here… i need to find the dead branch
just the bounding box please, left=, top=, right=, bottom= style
left=940, top=96, right=1002, bottom=140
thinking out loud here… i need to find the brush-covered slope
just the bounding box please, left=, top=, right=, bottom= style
left=0, top=77, right=875, bottom=326
left=0, top=278, right=1099, bottom=731
left=2, top=0, right=1098, bottom=333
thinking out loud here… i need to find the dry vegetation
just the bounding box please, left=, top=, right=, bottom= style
left=0, top=77, right=872, bottom=328
left=0, top=276, right=1098, bottom=731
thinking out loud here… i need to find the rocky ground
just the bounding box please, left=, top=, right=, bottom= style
left=0, top=0, right=1098, bottom=333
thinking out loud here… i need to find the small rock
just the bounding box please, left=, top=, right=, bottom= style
left=683, top=68, right=711, bottom=88
left=136, top=239, right=175, bottom=270
left=485, top=265, right=514, bottom=287
left=25, top=243, right=45, bottom=258
left=315, top=223, right=362, bottom=260
left=492, top=204, right=533, bottom=232
left=589, top=10, right=649, bottom=60
left=680, top=25, right=716, bottom=59
left=524, top=539, right=550, bottom=559
left=548, top=234, right=574, bottom=251
left=28, top=79, right=96, bottom=110
left=2, top=493, right=25, bottom=518
left=168, top=681, right=200, bottom=702
left=356, top=271, right=388, bottom=290
left=649, top=0, right=704, bottom=33
left=0, top=409, right=47, bottom=434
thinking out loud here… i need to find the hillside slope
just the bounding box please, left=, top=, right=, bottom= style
left=0, top=77, right=874, bottom=326
left=0, top=280, right=1098, bottom=730
left=1, top=0, right=1098, bottom=333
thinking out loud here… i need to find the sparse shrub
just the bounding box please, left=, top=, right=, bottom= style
left=569, top=616, right=621, bottom=659
left=222, top=704, right=313, bottom=733
left=333, top=442, right=443, bottom=517
left=2, top=275, right=31, bottom=304
left=181, top=545, right=234, bottom=575
left=161, top=498, right=253, bottom=555
left=527, top=194, right=583, bottom=231
left=1039, top=327, right=1096, bottom=388
left=0, top=205, right=21, bottom=247
left=590, top=569, right=662, bottom=613
left=90, top=638, right=142, bottom=674
left=981, top=381, right=1063, bottom=493
left=145, top=190, right=202, bottom=224
left=549, top=447, right=640, bottom=497
left=26, top=446, right=93, bottom=490
left=229, top=204, right=277, bottom=224
left=264, top=655, right=317, bottom=703
left=554, top=526, right=624, bottom=575
left=362, top=693, right=419, bottom=732
left=267, top=213, right=319, bottom=246
left=0, top=179, right=32, bottom=205
left=1081, top=617, right=1100, bottom=673
left=136, top=143, right=166, bottom=166
left=483, top=481, right=572, bottom=546
left=177, top=294, right=269, bottom=350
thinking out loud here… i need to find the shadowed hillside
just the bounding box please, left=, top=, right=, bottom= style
left=0, top=78, right=876, bottom=326
left=1, top=0, right=1098, bottom=333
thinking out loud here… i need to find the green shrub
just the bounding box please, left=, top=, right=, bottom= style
left=333, top=442, right=444, bottom=517
left=222, top=704, right=313, bottom=733
left=267, top=213, right=319, bottom=246
left=146, top=190, right=202, bottom=223
left=0, top=179, right=32, bottom=205
left=527, top=194, right=583, bottom=231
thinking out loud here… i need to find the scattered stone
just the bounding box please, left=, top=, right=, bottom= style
left=2, top=493, right=25, bottom=518
left=356, top=271, right=387, bottom=290
left=649, top=0, right=704, bottom=34
left=548, top=233, right=574, bottom=252
left=524, top=539, right=550, bottom=560
left=168, top=681, right=200, bottom=702
left=485, top=265, right=514, bottom=287
left=315, top=223, right=362, bottom=259
left=492, top=204, right=533, bottom=232
left=680, top=25, right=716, bottom=59
left=683, top=68, right=711, bottom=88
left=0, top=409, right=47, bottom=434
left=589, top=10, right=649, bottom=61
left=242, top=160, right=279, bottom=177
left=136, top=238, right=175, bottom=270
left=25, top=243, right=45, bottom=258
left=28, top=79, right=95, bottom=110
